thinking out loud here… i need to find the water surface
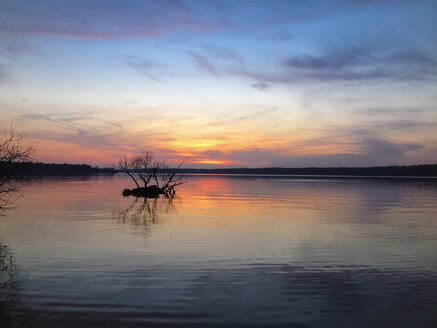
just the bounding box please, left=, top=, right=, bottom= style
left=1, top=174, right=437, bottom=327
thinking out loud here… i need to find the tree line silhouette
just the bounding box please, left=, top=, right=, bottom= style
left=16, top=162, right=115, bottom=176
left=176, top=165, right=437, bottom=177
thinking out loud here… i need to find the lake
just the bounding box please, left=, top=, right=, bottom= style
left=1, top=174, right=437, bottom=327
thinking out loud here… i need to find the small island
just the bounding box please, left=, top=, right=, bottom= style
left=118, top=152, right=185, bottom=198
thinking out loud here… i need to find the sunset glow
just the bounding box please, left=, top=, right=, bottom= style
left=1, top=0, right=436, bottom=167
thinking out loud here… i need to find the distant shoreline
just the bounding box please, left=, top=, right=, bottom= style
left=17, top=162, right=116, bottom=176
left=180, top=173, right=437, bottom=180
left=176, top=165, right=437, bottom=177
left=16, top=162, right=437, bottom=177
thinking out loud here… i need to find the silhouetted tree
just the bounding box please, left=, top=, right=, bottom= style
left=0, top=127, right=33, bottom=211
left=118, top=152, right=185, bottom=197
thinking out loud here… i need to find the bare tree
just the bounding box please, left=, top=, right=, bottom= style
left=118, top=155, right=140, bottom=189
left=118, top=152, right=185, bottom=198
left=160, top=160, right=186, bottom=197
left=0, top=126, right=34, bottom=211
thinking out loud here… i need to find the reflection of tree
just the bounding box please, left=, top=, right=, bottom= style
left=0, top=243, right=21, bottom=325
left=116, top=197, right=178, bottom=228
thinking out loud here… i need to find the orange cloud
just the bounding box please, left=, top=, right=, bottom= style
left=190, top=158, right=236, bottom=165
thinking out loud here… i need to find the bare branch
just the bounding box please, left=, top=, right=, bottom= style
left=117, top=156, right=140, bottom=189
left=0, top=126, right=34, bottom=211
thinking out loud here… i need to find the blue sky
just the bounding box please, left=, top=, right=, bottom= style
left=1, top=0, right=436, bottom=167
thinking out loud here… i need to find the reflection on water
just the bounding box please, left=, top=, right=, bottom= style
left=0, top=243, right=22, bottom=327
left=115, top=197, right=177, bottom=229
left=0, top=175, right=437, bottom=327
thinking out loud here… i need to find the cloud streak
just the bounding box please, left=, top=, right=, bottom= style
left=218, top=137, right=424, bottom=167
left=0, top=0, right=213, bottom=39
left=187, top=51, right=219, bottom=76
left=0, top=64, right=8, bottom=83
left=228, top=47, right=437, bottom=87
left=124, top=57, right=166, bottom=83
left=206, top=107, right=277, bottom=127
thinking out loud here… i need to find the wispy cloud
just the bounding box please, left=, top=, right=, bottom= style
left=371, top=120, right=437, bottom=132
left=285, top=47, right=437, bottom=81
left=206, top=107, right=277, bottom=127
left=202, top=44, right=244, bottom=63
left=1, top=41, right=37, bottom=65
left=187, top=51, right=218, bottom=76
left=15, top=111, right=189, bottom=162
left=17, top=112, right=129, bottom=151
left=284, top=48, right=370, bottom=71
left=0, top=0, right=212, bottom=39
left=123, top=57, right=166, bottom=83
left=0, top=64, right=9, bottom=83
left=232, top=47, right=437, bottom=86
left=220, top=136, right=424, bottom=167
left=252, top=81, right=270, bottom=90
left=353, top=106, right=422, bottom=116
left=19, top=112, right=94, bottom=129
left=186, top=45, right=247, bottom=78
left=329, top=114, right=437, bottom=133
left=357, top=137, right=423, bottom=159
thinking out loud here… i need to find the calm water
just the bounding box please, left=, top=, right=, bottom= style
left=1, top=174, right=437, bottom=327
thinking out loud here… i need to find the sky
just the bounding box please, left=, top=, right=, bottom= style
left=0, top=0, right=436, bottom=168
